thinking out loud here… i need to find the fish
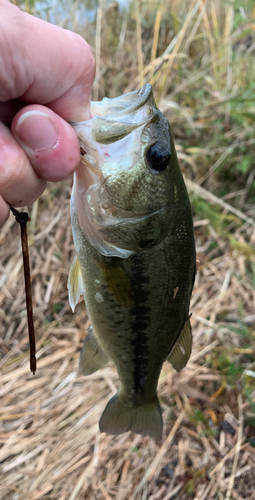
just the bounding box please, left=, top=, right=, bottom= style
left=68, top=83, right=196, bottom=440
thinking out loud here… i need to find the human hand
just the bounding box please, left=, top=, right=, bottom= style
left=0, top=0, right=95, bottom=226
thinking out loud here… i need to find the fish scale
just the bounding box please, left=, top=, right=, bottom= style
left=68, top=83, right=196, bottom=439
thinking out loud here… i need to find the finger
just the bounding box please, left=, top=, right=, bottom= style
left=0, top=100, right=24, bottom=126
left=0, top=1, right=95, bottom=121
left=12, top=105, right=81, bottom=182
left=0, top=195, right=10, bottom=227
left=0, top=122, right=47, bottom=208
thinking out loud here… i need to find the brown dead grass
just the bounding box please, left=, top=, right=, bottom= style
left=1, top=0, right=255, bottom=498
left=0, top=177, right=255, bottom=499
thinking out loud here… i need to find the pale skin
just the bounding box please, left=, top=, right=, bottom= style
left=0, top=0, right=95, bottom=227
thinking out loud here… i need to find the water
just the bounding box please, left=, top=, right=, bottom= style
left=35, top=0, right=130, bottom=28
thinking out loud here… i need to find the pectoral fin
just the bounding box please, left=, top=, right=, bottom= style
left=167, top=319, right=192, bottom=372
left=67, top=254, right=84, bottom=312
left=98, top=260, right=134, bottom=309
left=79, top=327, right=109, bottom=375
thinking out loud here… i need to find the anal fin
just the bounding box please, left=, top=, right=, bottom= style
left=79, top=327, right=109, bottom=375
left=167, top=319, right=192, bottom=372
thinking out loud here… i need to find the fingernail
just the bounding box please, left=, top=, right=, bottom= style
left=16, top=111, right=58, bottom=151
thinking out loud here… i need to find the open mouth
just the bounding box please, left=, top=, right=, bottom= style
left=72, top=83, right=157, bottom=157
left=90, top=83, right=154, bottom=118
left=71, top=83, right=161, bottom=258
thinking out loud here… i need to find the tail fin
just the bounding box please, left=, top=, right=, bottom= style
left=99, top=393, right=162, bottom=440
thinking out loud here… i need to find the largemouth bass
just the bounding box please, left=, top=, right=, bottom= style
left=68, top=83, right=196, bottom=439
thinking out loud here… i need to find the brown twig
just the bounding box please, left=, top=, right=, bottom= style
left=10, top=206, right=36, bottom=374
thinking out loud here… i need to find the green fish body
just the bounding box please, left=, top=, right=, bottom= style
left=68, top=84, right=196, bottom=439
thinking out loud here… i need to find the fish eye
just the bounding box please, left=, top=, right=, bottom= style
left=146, top=142, right=171, bottom=173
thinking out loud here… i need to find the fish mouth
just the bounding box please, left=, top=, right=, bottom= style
left=71, top=83, right=161, bottom=258
left=73, top=83, right=160, bottom=222
left=90, top=83, right=155, bottom=119
left=72, top=83, right=160, bottom=221
left=72, top=83, right=157, bottom=158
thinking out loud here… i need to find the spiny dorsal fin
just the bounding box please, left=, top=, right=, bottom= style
left=167, top=319, right=192, bottom=372
left=67, top=254, right=84, bottom=312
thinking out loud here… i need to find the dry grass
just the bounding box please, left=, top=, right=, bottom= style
left=1, top=180, right=255, bottom=499
left=1, top=0, right=255, bottom=498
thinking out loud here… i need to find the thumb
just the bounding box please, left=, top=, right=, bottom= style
left=12, top=105, right=81, bottom=182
